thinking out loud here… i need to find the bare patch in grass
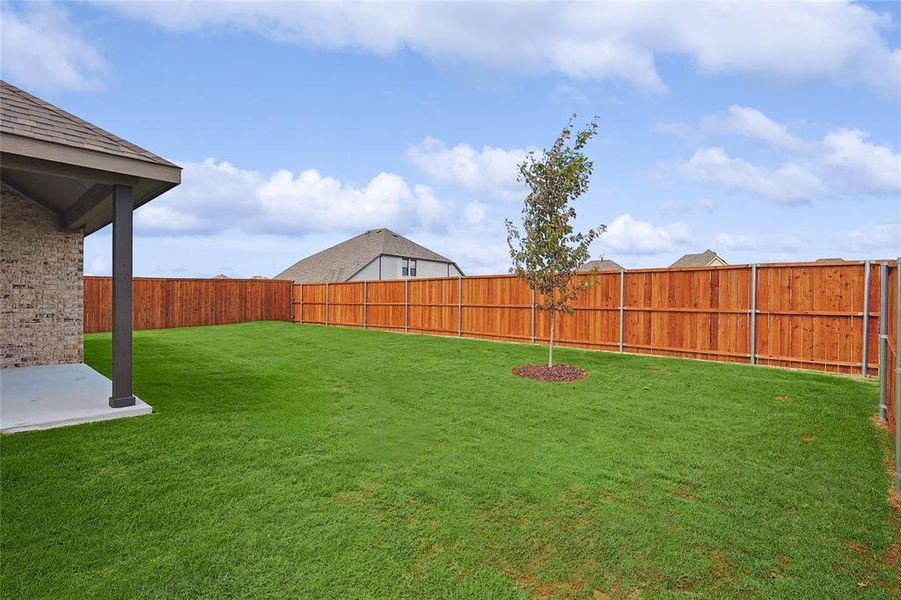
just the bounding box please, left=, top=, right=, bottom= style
left=670, top=481, right=698, bottom=501
left=800, top=435, right=816, bottom=443
left=775, top=395, right=792, bottom=403
left=333, top=480, right=380, bottom=504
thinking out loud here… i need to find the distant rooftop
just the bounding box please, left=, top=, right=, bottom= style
left=579, top=259, right=623, bottom=272
left=275, top=228, right=459, bottom=283
left=670, top=249, right=727, bottom=268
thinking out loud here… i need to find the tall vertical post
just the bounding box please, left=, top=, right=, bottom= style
left=363, top=281, right=368, bottom=329
left=750, top=264, right=758, bottom=365
left=879, top=262, right=888, bottom=421
left=619, top=270, right=625, bottom=353
left=458, top=276, right=463, bottom=337
left=896, top=256, right=900, bottom=493
left=325, top=282, right=329, bottom=326
left=530, top=288, right=536, bottom=344
left=862, top=260, right=871, bottom=376
left=298, top=283, right=303, bottom=323
left=109, top=185, right=135, bottom=408
left=404, top=279, right=409, bottom=332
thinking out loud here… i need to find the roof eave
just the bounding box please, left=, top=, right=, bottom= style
left=1, top=133, right=181, bottom=184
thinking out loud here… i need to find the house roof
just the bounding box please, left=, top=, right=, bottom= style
left=1, top=81, right=176, bottom=168
left=275, top=228, right=460, bottom=283
left=0, top=81, right=180, bottom=234
left=670, top=249, right=726, bottom=268
left=579, top=259, right=624, bottom=272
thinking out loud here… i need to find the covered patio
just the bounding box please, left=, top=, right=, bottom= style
left=0, top=80, right=181, bottom=433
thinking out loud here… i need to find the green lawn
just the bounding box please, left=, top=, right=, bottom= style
left=2, top=322, right=898, bottom=598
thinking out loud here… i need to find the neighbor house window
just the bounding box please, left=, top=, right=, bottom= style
left=402, top=258, right=417, bottom=277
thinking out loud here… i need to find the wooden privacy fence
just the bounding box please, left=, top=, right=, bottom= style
left=293, top=260, right=899, bottom=377
left=84, top=276, right=292, bottom=333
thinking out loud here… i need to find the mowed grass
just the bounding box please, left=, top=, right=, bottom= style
left=2, top=322, right=898, bottom=598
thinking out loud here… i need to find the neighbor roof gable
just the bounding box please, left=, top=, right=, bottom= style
left=275, top=228, right=457, bottom=283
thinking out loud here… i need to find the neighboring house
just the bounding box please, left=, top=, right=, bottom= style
left=0, top=80, right=181, bottom=432
left=276, top=228, right=464, bottom=283
left=670, top=249, right=728, bottom=268
left=579, top=259, right=624, bottom=272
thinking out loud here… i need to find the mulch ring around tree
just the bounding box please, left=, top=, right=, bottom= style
left=512, top=364, right=588, bottom=382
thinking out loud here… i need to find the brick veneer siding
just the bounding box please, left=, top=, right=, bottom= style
left=1, top=181, right=84, bottom=368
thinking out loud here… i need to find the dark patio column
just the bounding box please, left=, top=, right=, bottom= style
left=109, top=184, right=135, bottom=408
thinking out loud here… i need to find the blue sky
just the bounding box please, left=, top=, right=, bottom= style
left=2, top=1, right=899, bottom=277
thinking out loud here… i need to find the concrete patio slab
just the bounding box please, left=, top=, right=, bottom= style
left=1, top=363, right=151, bottom=434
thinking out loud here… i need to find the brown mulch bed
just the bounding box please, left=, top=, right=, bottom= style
left=512, top=364, right=588, bottom=382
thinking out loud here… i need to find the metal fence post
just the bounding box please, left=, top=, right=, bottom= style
left=457, top=276, right=463, bottom=337
left=404, top=279, right=409, bottom=332
left=750, top=264, right=757, bottom=365
left=363, top=280, right=368, bottom=329
left=896, top=256, right=901, bottom=494
left=862, top=260, right=871, bottom=376
left=619, top=269, right=625, bottom=353
left=325, top=282, right=329, bottom=326
left=879, top=262, right=888, bottom=421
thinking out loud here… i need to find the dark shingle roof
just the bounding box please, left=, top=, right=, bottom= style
left=579, top=259, right=624, bottom=272
left=0, top=80, right=176, bottom=167
left=670, top=249, right=727, bottom=268
left=275, top=229, right=456, bottom=283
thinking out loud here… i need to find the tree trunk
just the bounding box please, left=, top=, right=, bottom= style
left=548, top=309, right=555, bottom=367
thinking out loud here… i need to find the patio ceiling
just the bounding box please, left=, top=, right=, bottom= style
left=0, top=81, right=181, bottom=235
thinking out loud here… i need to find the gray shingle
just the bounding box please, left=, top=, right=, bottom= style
left=275, top=229, right=457, bottom=283
left=579, top=259, right=624, bottom=272
left=0, top=80, right=176, bottom=167
left=670, top=249, right=726, bottom=267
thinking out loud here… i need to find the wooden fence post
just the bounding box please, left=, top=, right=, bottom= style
left=750, top=264, right=757, bottom=365
left=879, top=262, right=888, bottom=421
left=862, top=260, right=871, bottom=376
left=458, top=276, right=463, bottom=337
left=619, top=269, right=625, bottom=353
left=363, top=280, right=368, bottom=329
left=325, top=282, right=329, bottom=326
left=404, top=279, right=409, bottom=333
left=298, top=283, right=303, bottom=323
left=530, top=288, right=536, bottom=344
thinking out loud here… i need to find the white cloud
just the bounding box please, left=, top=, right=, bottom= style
left=714, top=232, right=806, bottom=253
left=405, top=136, right=529, bottom=201
left=462, top=201, right=488, bottom=229
left=676, top=147, right=826, bottom=203
left=667, top=105, right=901, bottom=201
left=85, top=254, right=111, bottom=276
left=0, top=2, right=107, bottom=92
left=599, top=213, right=689, bottom=255
left=660, top=199, right=715, bottom=215
left=134, top=158, right=452, bottom=237
left=101, top=1, right=901, bottom=96
left=822, top=129, right=901, bottom=195
left=841, top=223, right=900, bottom=252
left=701, top=105, right=804, bottom=150
left=412, top=231, right=511, bottom=275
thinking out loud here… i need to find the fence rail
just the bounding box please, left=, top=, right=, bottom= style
left=84, top=276, right=292, bottom=333
left=293, top=260, right=899, bottom=383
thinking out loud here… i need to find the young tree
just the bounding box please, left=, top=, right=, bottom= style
left=506, top=115, right=605, bottom=368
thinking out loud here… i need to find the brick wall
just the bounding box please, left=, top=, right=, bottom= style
left=1, top=181, right=84, bottom=368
